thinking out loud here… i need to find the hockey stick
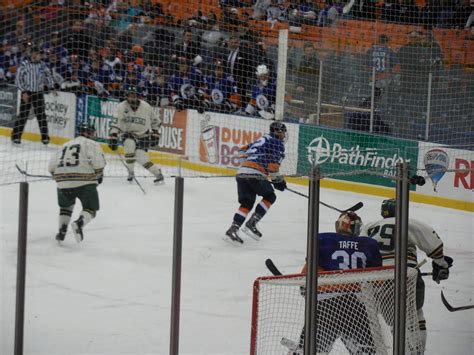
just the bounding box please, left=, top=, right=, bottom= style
left=440, top=291, right=474, bottom=312
left=265, top=258, right=283, bottom=276
left=115, top=151, right=147, bottom=195
left=16, top=164, right=52, bottom=179
left=286, top=187, right=363, bottom=213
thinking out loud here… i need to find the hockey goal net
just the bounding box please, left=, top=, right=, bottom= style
left=250, top=266, right=422, bottom=355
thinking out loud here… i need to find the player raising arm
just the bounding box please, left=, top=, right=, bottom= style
left=360, top=198, right=453, bottom=351
left=108, top=86, right=164, bottom=184
left=48, top=123, right=105, bottom=243
left=224, top=121, right=287, bottom=245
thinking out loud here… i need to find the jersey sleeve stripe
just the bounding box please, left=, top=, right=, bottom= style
left=427, top=244, right=444, bottom=259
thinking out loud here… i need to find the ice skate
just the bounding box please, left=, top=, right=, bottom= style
left=55, top=224, right=67, bottom=243
left=71, top=216, right=84, bottom=243
left=224, top=223, right=244, bottom=245
left=127, top=171, right=135, bottom=183
left=154, top=172, right=164, bottom=185
left=242, top=215, right=262, bottom=240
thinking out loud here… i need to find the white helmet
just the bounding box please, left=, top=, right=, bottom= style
left=256, top=64, right=269, bottom=77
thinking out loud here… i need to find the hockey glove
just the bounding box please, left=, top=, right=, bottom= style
left=108, top=134, right=118, bottom=151
left=272, top=179, right=287, bottom=191
left=432, top=256, right=453, bottom=284
left=97, top=176, right=103, bottom=184
left=150, top=130, right=161, bottom=146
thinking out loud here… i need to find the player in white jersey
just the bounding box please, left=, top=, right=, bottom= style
left=360, top=199, right=453, bottom=351
left=108, top=86, right=164, bottom=184
left=48, top=123, right=106, bottom=243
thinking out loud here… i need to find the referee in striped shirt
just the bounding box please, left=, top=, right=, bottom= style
left=11, top=44, right=54, bottom=145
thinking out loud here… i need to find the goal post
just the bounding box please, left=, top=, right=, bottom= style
left=250, top=266, right=423, bottom=355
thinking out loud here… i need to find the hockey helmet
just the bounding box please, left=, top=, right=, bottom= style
left=269, top=121, right=287, bottom=141
left=381, top=199, right=396, bottom=218
left=78, top=121, right=95, bottom=138
left=335, top=211, right=362, bottom=237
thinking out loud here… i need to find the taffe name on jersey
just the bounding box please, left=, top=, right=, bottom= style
left=338, top=240, right=359, bottom=250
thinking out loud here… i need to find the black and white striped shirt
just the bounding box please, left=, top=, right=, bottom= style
left=15, top=58, right=54, bottom=93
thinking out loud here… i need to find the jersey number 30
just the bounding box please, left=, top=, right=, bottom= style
left=58, top=144, right=81, bottom=167
left=331, top=251, right=367, bottom=270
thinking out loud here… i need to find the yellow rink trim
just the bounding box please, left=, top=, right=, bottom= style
left=1, top=128, right=471, bottom=212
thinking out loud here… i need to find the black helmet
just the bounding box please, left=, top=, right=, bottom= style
left=269, top=121, right=287, bottom=141
left=381, top=199, right=396, bottom=218
left=78, top=122, right=95, bottom=138
left=126, top=85, right=139, bottom=95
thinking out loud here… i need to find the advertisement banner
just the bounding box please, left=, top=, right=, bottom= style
left=0, top=85, right=16, bottom=127
left=24, top=91, right=76, bottom=139
left=297, top=125, right=419, bottom=188
left=186, top=111, right=299, bottom=175
left=85, top=95, right=187, bottom=155
left=86, top=95, right=119, bottom=142
left=417, top=143, right=474, bottom=202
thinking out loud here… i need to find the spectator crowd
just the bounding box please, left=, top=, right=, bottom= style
left=0, top=0, right=472, bottom=122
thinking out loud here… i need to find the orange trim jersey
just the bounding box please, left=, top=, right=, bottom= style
left=237, top=133, right=285, bottom=177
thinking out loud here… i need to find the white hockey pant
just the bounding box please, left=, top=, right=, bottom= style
left=123, top=138, right=162, bottom=178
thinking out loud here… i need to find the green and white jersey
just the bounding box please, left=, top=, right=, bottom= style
left=360, top=217, right=444, bottom=267
left=110, top=99, right=161, bottom=137
left=48, top=136, right=106, bottom=189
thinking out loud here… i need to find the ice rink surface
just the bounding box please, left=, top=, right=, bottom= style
left=1, top=142, right=473, bottom=355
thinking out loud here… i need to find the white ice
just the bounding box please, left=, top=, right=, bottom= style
left=1, top=142, right=473, bottom=355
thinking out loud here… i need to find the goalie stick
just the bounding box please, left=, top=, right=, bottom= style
left=266, top=258, right=428, bottom=277
left=16, top=164, right=52, bottom=179
left=285, top=187, right=363, bottom=213
left=440, top=291, right=474, bottom=312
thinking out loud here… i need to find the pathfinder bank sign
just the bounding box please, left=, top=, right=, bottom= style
left=298, top=127, right=418, bottom=188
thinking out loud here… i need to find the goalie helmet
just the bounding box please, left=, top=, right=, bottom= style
left=335, top=211, right=362, bottom=237
left=269, top=121, right=287, bottom=141
left=381, top=199, right=396, bottom=218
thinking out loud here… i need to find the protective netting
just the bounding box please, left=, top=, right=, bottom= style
left=0, top=1, right=472, bottom=199
left=251, top=267, right=422, bottom=355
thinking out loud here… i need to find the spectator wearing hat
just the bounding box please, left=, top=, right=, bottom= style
left=12, top=45, right=54, bottom=145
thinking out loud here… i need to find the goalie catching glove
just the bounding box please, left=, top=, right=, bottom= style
left=432, top=256, right=453, bottom=284
left=108, top=133, right=118, bottom=151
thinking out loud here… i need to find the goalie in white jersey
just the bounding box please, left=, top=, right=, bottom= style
left=49, top=123, right=106, bottom=243
left=361, top=199, right=453, bottom=351
left=108, top=86, right=164, bottom=184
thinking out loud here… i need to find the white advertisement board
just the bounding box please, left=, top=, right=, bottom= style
left=186, top=111, right=299, bottom=175
left=417, top=143, right=474, bottom=202
left=23, top=91, right=77, bottom=139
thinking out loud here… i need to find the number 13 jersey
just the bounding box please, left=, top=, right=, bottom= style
left=49, top=136, right=106, bottom=189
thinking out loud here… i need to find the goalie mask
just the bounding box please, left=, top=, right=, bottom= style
left=256, top=64, right=269, bottom=86
left=335, top=211, right=362, bottom=237
left=381, top=199, right=396, bottom=218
